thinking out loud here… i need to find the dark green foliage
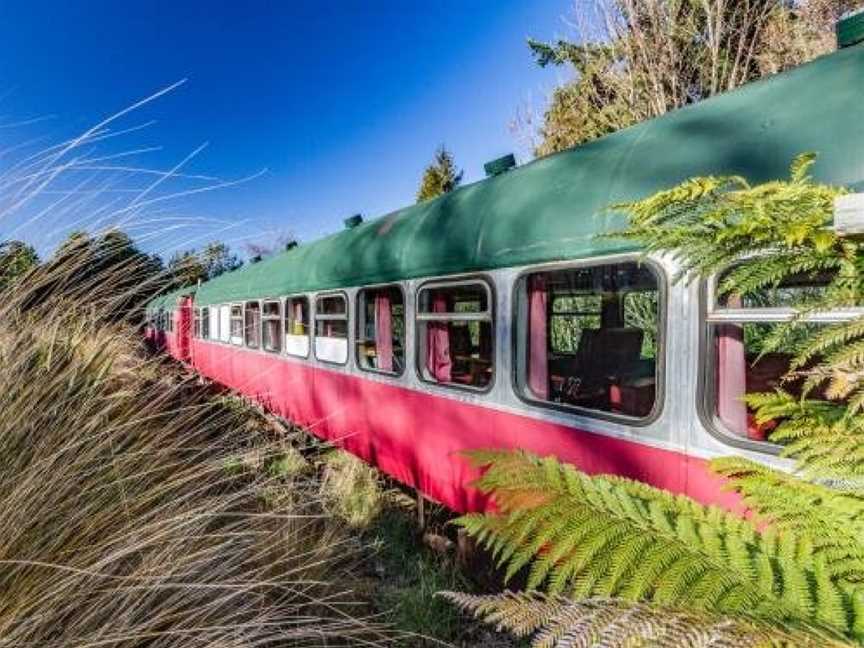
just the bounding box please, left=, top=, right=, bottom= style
left=168, top=240, right=242, bottom=287
left=416, top=146, right=463, bottom=203
left=22, top=229, right=166, bottom=324
left=168, top=249, right=207, bottom=285
left=0, top=240, right=38, bottom=289
left=200, top=240, right=242, bottom=278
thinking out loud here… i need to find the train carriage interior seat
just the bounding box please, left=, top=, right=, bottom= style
left=551, top=327, right=655, bottom=416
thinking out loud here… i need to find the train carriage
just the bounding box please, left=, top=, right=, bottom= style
left=146, top=34, right=864, bottom=513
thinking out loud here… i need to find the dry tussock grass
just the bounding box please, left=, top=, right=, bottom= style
left=0, top=262, right=393, bottom=647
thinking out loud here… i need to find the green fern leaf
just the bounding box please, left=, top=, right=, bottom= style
left=438, top=591, right=852, bottom=647
left=457, top=450, right=864, bottom=640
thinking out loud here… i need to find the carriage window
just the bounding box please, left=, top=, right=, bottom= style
left=207, top=306, right=219, bottom=340
left=315, top=294, right=348, bottom=364
left=357, top=286, right=405, bottom=375
left=519, top=262, right=661, bottom=419
left=201, top=307, right=210, bottom=340
left=193, top=309, right=201, bottom=338
left=417, top=281, right=493, bottom=390
left=262, top=301, right=282, bottom=353
left=284, top=296, right=310, bottom=358
left=219, top=305, right=231, bottom=343
left=707, top=268, right=862, bottom=445
left=229, top=305, right=243, bottom=345
left=244, top=301, right=261, bottom=349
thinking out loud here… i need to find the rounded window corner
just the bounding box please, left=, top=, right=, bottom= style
left=510, top=257, right=667, bottom=425
left=414, top=274, right=496, bottom=394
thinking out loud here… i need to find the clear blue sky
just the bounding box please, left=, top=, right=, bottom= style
left=0, top=0, right=573, bottom=258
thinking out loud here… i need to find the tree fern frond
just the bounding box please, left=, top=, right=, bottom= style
left=739, top=390, right=864, bottom=480
left=790, top=152, right=819, bottom=184
left=438, top=591, right=851, bottom=648
left=719, top=254, right=808, bottom=299
left=793, top=318, right=864, bottom=371
left=710, top=457, right=864, bottom=583
left=458, top=450, right=864, bottom=640
left=847, top=388, right=864, bottom=418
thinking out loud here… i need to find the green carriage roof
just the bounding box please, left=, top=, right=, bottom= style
left=147, top=286, right=194, bottom=313
left=159, top=42, right=864, bottom=310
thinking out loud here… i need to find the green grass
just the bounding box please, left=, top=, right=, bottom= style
left=367, top=509, right=472, bottom=645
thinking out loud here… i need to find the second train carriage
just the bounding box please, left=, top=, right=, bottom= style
left=146, top=37, right=864, bottom=513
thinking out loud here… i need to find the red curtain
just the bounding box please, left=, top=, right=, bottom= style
left=375, top=292, right=393, bottom=372
left=527, top=275, right=549, bottom=399
left=716, top=295, right=748, bottom=437
left=426, top=294, right=452, bottom=382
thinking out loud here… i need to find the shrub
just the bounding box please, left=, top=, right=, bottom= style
left=320, top=450, right=387, bottom=528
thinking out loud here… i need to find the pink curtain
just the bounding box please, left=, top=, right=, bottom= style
left=426, top=294, right=452, bottom=382
left=527, top=275, right=549, bottom=399
left=716, top=296, right=748, bottom=437
left=294, top=301, right=303, bottom=328
left=375, top=293, right=394, bottom=371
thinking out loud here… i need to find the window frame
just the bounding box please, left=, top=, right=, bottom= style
left=355, top=283, right=406, bottom=377
left=414, top=276, right=496, bottom=394
left=313, top=291, right=350, bottom=365
left=193, top=308, right=202, bottom=339
left=201, top=306, right=210, bottom=340
left=511, top=256, right=667, bottom=426
left=210, top=305, right=220, bottom=341
left=244, top=300, right=262, bottom=349
left=261, top=299, right=283, bottom=354
left=218, top=304, right=231, bottom=343
left=697, top=273, right=864, bottom=454
left=283, top=294, right=311, bottom=359
left=229, top=303, right=244, bottom=346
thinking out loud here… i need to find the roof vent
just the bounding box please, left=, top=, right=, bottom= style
left=484, top=153, right=516, bottom=177
left=837, top=8, right=864, bottom=48
left=344, top=214, right=363, bottom=229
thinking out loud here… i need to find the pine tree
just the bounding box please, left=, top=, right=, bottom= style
left=416, top=146, right=463, bottom=203
left=168, top=250, right=207, bottom=287
left=199, top=241, right=241, bottom=279
left=0, top=240, right=39, bottom=290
